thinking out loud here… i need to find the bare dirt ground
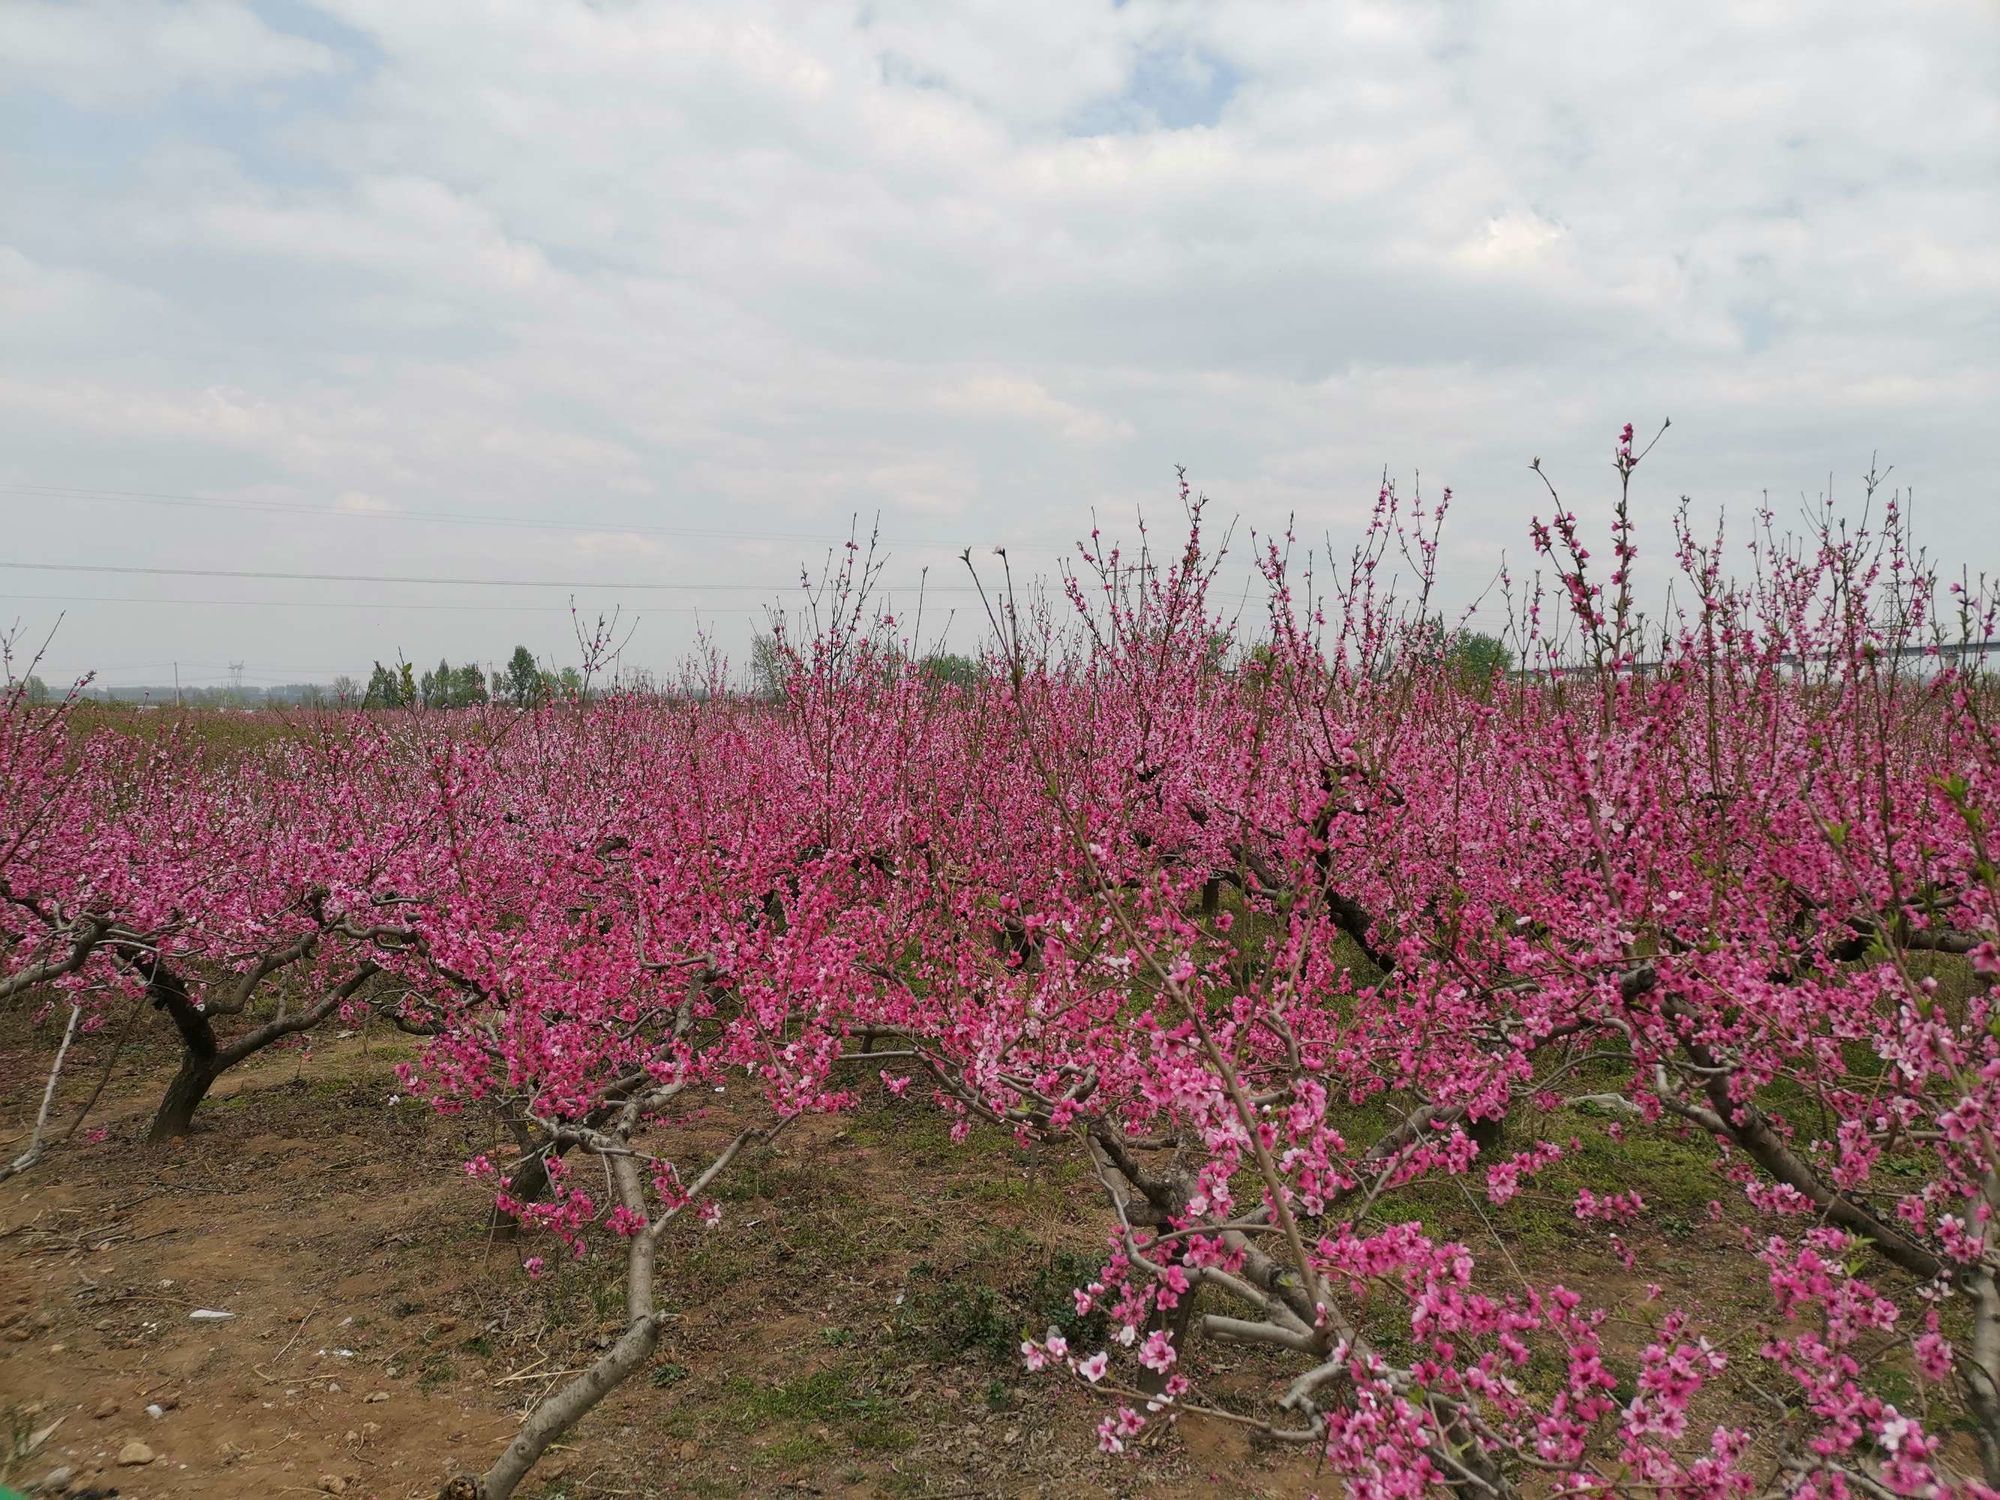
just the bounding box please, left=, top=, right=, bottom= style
left=0, top=1025, right=1338, bottom=1499
left=10, top=1009, right=1965, bottom=1498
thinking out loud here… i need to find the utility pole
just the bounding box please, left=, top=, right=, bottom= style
left=173, top=661, right=181, bottom=708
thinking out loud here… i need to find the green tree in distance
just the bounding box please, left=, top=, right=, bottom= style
left=419, top=657, right=453, bottom=709
left=1448, top=630, right=1514, bottom=685
left=920, top=653, right=981, bottom=689
left=362, top=661, right=406, bottom=709
left=454, top=662, right=488, bottom=706
left=505, top=646, right=545, bottom=707
left=748, top=633, right=789, bottom=701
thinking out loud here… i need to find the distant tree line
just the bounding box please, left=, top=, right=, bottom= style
left=739, top=631, right=1524, bottom=703
left=361, top=646, right=585, bottom=709
left=34, top=643, right=587, bottom=711
left=746, top=633, right=985, bottom=702
left=24, top=628, right=1517, bottom=714
left=63, top=680, right=339, bottom=709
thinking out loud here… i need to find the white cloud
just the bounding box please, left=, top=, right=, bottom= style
left=1452, top=213, right=1567, bottom=274
left=0, top=0, right=339, bottom=107
left=936, top=375, right=1133, bottom=444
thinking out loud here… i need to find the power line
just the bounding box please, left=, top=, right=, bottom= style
left=1, top=559, right=1514, bottom=609
left=2, top=584, right=1512, bottom=627
left=2, top=482, right=1514, bottom=577
left=0, top=561, right=980, bottom=593
left=0, top=590, right=757, bottom=615
left=4, top=484, right=1527, bottom=594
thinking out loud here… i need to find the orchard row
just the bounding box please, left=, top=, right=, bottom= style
left=5, top=449, right=1998, bottom=1498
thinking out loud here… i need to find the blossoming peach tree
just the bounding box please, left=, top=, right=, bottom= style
left=400, top=638, right=933, bottom=1498
left=865, top=445, right=2000, bottom=1497
left=0, top=684, right=451, bottom=1157
left=7, top=433, right=1999, bottom=1499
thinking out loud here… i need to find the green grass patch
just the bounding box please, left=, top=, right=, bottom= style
left=896, top=1246, right=1109, bottom=1361
left=714, top=1361, right=915, bottom=1457
left=417, top=1350, right=456, bottom=1393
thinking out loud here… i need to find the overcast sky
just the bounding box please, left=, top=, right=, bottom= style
left=2, top=1, right=1996, bottom=690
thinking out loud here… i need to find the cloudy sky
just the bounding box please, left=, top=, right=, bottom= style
left=2, top=1, right=1995, bottom=690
